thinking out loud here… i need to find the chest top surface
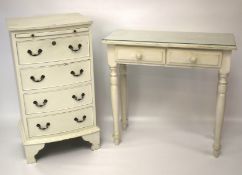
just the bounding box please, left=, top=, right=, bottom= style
left=7, top=13, right=92, bottom=31
left=103, top=30, right=236, bottom=50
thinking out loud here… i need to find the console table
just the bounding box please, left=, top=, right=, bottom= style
left=103, top=30, right=236, bottom=157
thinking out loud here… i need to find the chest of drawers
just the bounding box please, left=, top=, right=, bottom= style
left=7, top=13, right=100, bottom=163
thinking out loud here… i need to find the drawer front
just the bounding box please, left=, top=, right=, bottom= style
left=27, top=107, right=94, bottom=137
left=116, top=46, right=165, bottom=64
left=24, top=84, right=93, bottom=114
left=16, top=28, right=89, bottom=38
left=167, top=49, right=222, bottom=67
left=17, top=35, right=90, bottom=64
left=20, top=60, right=91, bottom=90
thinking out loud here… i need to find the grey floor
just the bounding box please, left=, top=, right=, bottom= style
left=1, top=115, right=242, bottom=175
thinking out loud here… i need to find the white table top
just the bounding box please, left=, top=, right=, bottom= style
left=103, top=30, right=236, bottom=50
left=7, top=13, right=92, bottom=31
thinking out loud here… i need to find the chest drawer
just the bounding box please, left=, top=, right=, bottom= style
left=20, top=60, right=91, bottom=90
left=17, top=35, right=90, bottom=64
left=24, top=84, right=93, bottom=115
left=167, top=49, right=222, bottom=67
left=116, top=46, right=165, bottom=64
left=27, top=107, right=94, bottom=137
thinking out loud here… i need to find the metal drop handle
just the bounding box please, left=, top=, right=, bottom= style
left=36, top=122, right=50, bottom=130
left=72, top=93, right=85, bottom=101
left=74, top=115, right=87, bottom=123
left=68, top=44, right=82, bottom=52
left=30, top=75, right=45, bottom=82
left=70, top=69, right=84, bottom=77
left=33, top=99, right=48, bottom=107
left=27, top=49, right=43, bottom=56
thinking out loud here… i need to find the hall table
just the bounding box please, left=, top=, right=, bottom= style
left=102, top=30, right=236, bottom=157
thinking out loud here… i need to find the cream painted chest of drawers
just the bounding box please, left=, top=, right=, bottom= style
left=7, top=13, right=100, bottom=163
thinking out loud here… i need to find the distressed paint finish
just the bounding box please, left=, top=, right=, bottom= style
left=103, top=30, right=236, bottom=157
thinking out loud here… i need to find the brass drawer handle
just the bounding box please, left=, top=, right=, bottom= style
left=72, top=93, right=85, bottom=101
left=68, top=44, right=82, bottom=52
left=33, top=99, right=48, bottom=107
left=27, top=49, right=42, bottom=56
left=36, top=122, right=50, bottom=130
left=74, top=115, right=87, bottom=123
left=30, top=75, right=45, bottom=82
left=70, top=69, right=84, bottom=77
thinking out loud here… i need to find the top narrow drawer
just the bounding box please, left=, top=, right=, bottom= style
left=16, top=35, right=90, bottom=65
left=15, top=28, right=89, bottom=38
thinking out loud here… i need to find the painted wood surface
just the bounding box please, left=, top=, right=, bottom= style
left=17, top=34, right=90, bottom=64
left=20, top=60, right=91, bottom=90
left=23, top=84, right=93, bottom=114
left=103, top=30, right=236, bottom=50
left=103, top=30, right=236, bottom=157
left=8, top=14, right=100, bottom=163
left=7, top=13, right=92, bottom=31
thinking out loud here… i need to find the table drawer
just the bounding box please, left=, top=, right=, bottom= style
left=116, top=46, right=165, bottom=64
left=20, top=60, right=91, bottom=90
left=24, top=84, right=93, bottom=114
left=17, top=35, right=90, bottom=64
left=27, top=107, right=94, bottom=137
left=167, top=49, right=222, bottom=67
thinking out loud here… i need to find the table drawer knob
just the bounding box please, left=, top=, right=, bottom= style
left=74, top=115, right=87, bottom=123
left=33, top=99, right=48, bottom=107
left=68, top=44, right=82, bottom=52
left=72, top=93, right=85, bottom=101
left=189, top=57, right=197, bottom=63
left=70, top=69, right=84, bottom=77
left=36, top=122, right=50, bottom=130
left=30, top=75, right=45, bottom=82
left=136, top=53, right=142, bottom=60
left=27, top=49, right=43, bottom=56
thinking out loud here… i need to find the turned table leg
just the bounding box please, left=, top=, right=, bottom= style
left=213, top=51, right=231, bottom=157
left=213, top=73, right=228, bottom=157
left=119, top=64, right=128, bottom=129
left=110, top=66, right=121, bottom=144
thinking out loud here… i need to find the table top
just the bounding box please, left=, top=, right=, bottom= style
left=7, top=13, right=92, bottom=31
left=103, top=30, right=236, bottom=50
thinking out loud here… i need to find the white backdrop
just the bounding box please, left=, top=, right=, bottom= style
left=0, top=0, right=242, bottom=174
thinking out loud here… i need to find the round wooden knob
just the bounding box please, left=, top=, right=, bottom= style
left=189, top=57, right=197, bottom=63
left=136, top=53, right=142, bottom=60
